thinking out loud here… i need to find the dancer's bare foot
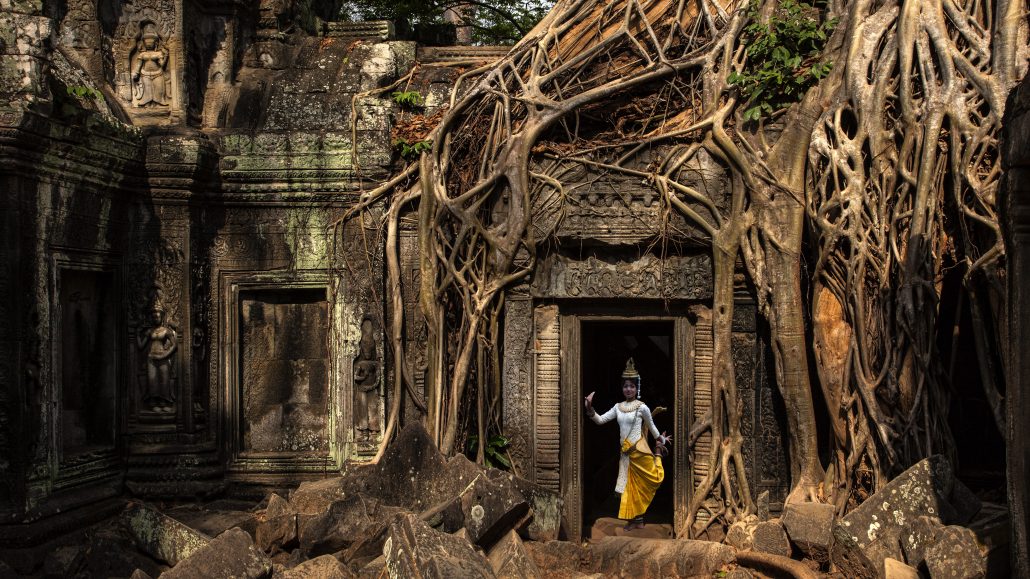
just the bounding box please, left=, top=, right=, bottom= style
left=623, top=519, right=645, bottom=531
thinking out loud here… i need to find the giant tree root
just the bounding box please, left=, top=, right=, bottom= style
left=736, top=550, right=822, bottom=579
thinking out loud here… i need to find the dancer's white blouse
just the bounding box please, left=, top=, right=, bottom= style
left=589, top=400, right=660, bottom=493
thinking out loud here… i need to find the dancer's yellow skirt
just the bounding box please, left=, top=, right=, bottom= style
left=618, top=439, right=665, bottom=520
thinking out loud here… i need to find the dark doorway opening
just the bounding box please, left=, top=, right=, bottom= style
left=580, top=320, right=675, bottom=532
left=59, top=269, right=117, bottom=462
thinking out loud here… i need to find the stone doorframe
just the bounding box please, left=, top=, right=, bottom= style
left=219, top=269, right=343, bottom=476
left=49, top=250, right=124, bottom=489
left=555, top=304, right=702, bottom=541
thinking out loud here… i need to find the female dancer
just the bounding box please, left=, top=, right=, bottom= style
left=585, top=358, right=670, bottom=530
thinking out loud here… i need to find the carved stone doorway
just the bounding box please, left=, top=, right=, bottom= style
left=559, top=307, right=694, bottom=541
left=579, top=320, right=676, bottom=533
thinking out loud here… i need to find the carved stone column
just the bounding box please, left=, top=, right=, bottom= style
left=124, top=132, right=223, bottom=499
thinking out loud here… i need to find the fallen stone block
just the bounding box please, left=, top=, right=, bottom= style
left=266, top=494, right=292, bottom=519
left=298, top=493, right=404, bottom=557
left=488, top=470, right=563, bottom=542
left=751, top=520, right=791, bottom=558
left=256, top=513, right=298, bottom=554
left=780, top=502, right=835, bottom=561
left=587, top=537, right=735, bottom=578
left=448, top=465, right=531, bottom=548
left=923, top=525, right=986, bottom=579
left=278, top=554, right=354, bottom=579
left=829, top=524, right=878, bottom=579
left=899, top=515, right=941, bottom=568
left=122, top=503, right=210, bottom=567
left=289, top=478, right=351, bottom=516
left=725, top=521, right=753, bottom=550
left=161, top=527, right=272, bottom=579
left=884, top=557, right=919, bottom=579
left=487, top=530, right=539, bottom=579
left=524, top=541, right=592, bottom=579
left=42, top=545, right=83, bottom=577
left=756, top=491, right=771, bottom=521
left=588, top=517, right=673, bottom=541
left=78, top=525, right=166, bottom=579
left=381, top=513, right=494, bottom=578
left=836, top=456, right=953, bottom=564
left=357, top=555, right=386, bottom=577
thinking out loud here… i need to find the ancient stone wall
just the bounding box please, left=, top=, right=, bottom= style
left=0, top=0, right=786, bottom=548
left=0, top=1, right=408, bottom=533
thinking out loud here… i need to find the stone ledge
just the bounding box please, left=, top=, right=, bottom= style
left=326, top=20, right=395, bottom=41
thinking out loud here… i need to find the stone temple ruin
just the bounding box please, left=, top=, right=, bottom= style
left=0, top=0, right=1027, bottom=577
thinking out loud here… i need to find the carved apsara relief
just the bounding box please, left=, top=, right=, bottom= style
left=111, top=0, right=179, bottom=122
left=353, top=316, right=381, bottom=450
left=127, top=235, right=185, bottom=422
left=130, top=22, right=170, bottom=108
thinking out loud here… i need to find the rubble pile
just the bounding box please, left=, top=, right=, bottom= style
left=14, top=429, right=1004, bottom=578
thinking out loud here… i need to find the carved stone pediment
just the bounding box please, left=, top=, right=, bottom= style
left=530, top=252, right=713, bottom=300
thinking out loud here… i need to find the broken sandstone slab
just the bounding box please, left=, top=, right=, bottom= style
left=381, top=513, right=494, bottom=578
left=835, top=455, right=955, bottom=564
left=122, top=503, right=210, bottom=567
left=161, top=527, right=272, bottom=579
left=487, top=529, right=539, bottom=579
left=276, top=554, right=355, bottom=579
left=291, top=423, right=553, bottom=549
left=297, top=493, right=404, bottom=556
left=781, top=502, right=835, bottom=562
left=256, top=494, right=299, bottom=554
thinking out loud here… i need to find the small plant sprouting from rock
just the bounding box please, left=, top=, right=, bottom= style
left=391, top=90, right=424, bottom=108
left=393, top=137, right=432, bottom=160
left=466, top=434, right=512, bottom=470
left=728, top=0, right=837, bottom=121
left=66, top=85, right=103, bottom=100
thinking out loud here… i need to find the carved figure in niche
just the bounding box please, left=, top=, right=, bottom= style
left=353, top=317, right=380, bottom=444
left=137, top=301, right=177, bottom=412
left=131, top=22, right=169, bottom=107
left=584, top=358, right=671, bottom=530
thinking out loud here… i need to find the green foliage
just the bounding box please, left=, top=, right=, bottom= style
left=66, top=85, right=102, bottom=100
left=393, top=137, right=433, bottom=160
left=728, top=0, right=837, bottom=121
left=467, top=434, right=512, bottom=470
left=391, top=90, right=424, bottom=108
left=339, top=0, right=551, bottom=45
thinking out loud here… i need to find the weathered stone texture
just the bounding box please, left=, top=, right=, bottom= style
left=381, top=513, right=495, bottom=578
left=123, top=503, right=211, bottom=567
left=162, top=527, right=272, bottom=579
left=780, top=502, right=835, bottom=562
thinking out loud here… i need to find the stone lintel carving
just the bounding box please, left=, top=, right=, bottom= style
left=530, top=252, right=713, bottom=300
